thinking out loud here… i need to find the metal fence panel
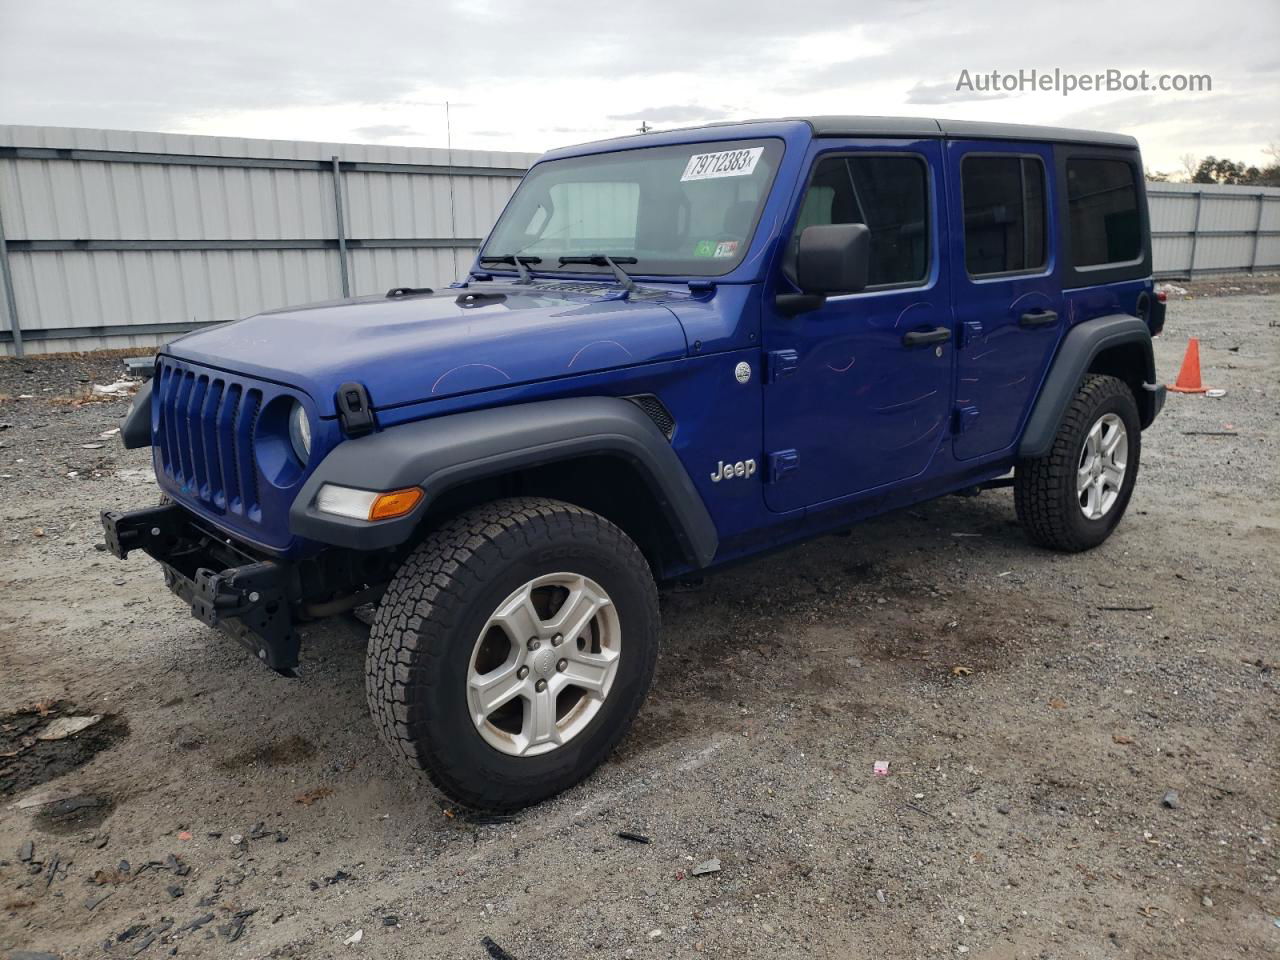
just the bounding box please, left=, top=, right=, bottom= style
left=1147, top=182, right=1280, bottom=279
left=0, top=124, right=536, bottom=356
left=3, top=124, right=1279, bottom=355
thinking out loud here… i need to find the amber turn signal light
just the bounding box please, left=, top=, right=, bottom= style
left=368, top=487, right=424, bottom=521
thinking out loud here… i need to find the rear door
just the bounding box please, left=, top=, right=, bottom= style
left=762, top=140, right=953, bottom=513
left=946, top=141, right=1063, bottom=459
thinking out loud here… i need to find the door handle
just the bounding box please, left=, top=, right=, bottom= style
left=902, top=326, right=952, bottom=348
left=1019, top=309, right=1058, bottom=328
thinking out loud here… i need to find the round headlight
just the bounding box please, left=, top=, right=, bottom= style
left=288, top=401, right=312, bottom=464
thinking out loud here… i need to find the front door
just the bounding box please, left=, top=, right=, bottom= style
left=946, top=140, right=1063, bottom=459
left=762, top=140, right=954, bottom=513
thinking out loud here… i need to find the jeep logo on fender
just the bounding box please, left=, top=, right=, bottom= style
left=711, top=459, right=757, bottom=483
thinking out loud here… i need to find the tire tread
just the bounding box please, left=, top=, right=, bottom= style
left=365, top=497, right=658, bottom=809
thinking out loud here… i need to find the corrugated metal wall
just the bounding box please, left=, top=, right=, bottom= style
left=2, top=125, right=1277, bottom=356
left=1147, top=181, right=1280, bottom=279
left=0, top=125, right=537, bottom=356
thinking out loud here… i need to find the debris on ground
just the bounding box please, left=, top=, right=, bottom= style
left=177, top=913, right=215, bottom=934
left=481, top=936, right=518, bottom=960
left=89, top=380, right=139, bottom=398
left=35, top=715, right=103, bottom=741
left=873, top=760, right=890, bottom=776
left=1162, top=789, right=1181, bottom=810
left=691, top=858, right=722, bottom=877
left=343, top=928, right=364, bottom=945
left=616, top=831, right=651, bottom=844
left=294, top=786, right=334, bottom=806
left=217, top=909, right=254, bottom=942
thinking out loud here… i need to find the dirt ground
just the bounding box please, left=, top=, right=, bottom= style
left=1, top=285, right=1277, bottom=960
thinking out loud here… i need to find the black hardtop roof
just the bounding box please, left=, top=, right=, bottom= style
left=804, top=116, right=1137, bottom=148
left=568, top=116, right=1138, bottom=150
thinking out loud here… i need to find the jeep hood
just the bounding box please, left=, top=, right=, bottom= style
left=164, top=284, right=689, bottom=416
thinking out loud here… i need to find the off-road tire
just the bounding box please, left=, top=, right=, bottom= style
left=1015, top=374, right=1141, bottom=552
left=366, top=497, right=660, bottom=810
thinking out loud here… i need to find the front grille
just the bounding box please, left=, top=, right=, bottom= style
left=155, top=359, right=263, bottom=521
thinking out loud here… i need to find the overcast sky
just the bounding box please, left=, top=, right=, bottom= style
left=1, top=0, right=1276, bottom=172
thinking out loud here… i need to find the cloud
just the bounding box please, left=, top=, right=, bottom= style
left=607, top=105, right=731, bottom=123
left=905, top=81, right=1010, bottom=105
left=0, top=0, right=1276, bottom=169
left=351, top=124, right=421, bottom=141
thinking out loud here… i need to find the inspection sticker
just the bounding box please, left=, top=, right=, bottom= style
left=681, top=146, right=764, bottom=182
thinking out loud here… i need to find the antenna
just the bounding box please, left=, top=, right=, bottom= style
left=637, top=121, right=651, bottom=134
left=445, top=101, right=459, bottom=276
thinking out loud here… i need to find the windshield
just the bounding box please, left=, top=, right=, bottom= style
left=482, top=138, right=784, bottom=278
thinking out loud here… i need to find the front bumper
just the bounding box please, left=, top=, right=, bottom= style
left=101, top=504, right=301, bottom=673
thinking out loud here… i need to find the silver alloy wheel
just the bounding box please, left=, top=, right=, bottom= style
left=466, top=572, right=621, bottom=757
left=1077, top=412, right=1128, bottom=520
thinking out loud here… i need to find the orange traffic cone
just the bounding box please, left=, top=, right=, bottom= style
left=1167, top=338, right=1208, bottom=394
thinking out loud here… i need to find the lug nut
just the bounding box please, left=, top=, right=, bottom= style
left=557, top=659, right=567, bottom=672
left=551, top=633, right=563, bottom=646
left=517, top=666, right=529, bottom=680
left=535, top=679, right=547, bottom=692
left=527, top=638, right=540, bottom=651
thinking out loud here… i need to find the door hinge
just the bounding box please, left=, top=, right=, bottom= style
left=766, top=349, right=799, bottom=383
left=767, top=449, right=799, bottom=483
left=952, top=405, right=980, bottom=435
left=958, top=321, right=983, bottom=349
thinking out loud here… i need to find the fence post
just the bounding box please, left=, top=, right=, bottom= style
left=1249, top=193, right=1265, bottom=272
left=0, top=195, right=22, bottom=358
left=330, top=155, right=351, bottom=298
left=1187, top=191, right=1203, bottom=279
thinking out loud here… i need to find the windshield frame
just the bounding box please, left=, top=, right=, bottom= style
left=478, top=136, right=787, bottom=282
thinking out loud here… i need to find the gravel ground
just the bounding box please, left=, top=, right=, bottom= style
left=0, top=289, right=1277, bottom=960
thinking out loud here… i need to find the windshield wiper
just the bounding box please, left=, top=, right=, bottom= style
left=478, top=254, right=541, bottom=284
left=558, top=254, right=639, bottom=296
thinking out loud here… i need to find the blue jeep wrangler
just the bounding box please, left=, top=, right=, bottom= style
left=102, top=117, right=1167, bottom=809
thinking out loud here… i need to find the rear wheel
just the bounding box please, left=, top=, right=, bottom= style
left=366, top=497, right=659, bottom=810
left=1015, top=374, right=1141, bottom=552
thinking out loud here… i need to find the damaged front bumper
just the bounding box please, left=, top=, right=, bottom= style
left=101, top=504, right=301, bottom=673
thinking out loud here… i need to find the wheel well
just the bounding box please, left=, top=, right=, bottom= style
left=1087, top=342, right=1155, bottom=426
left=414, top=455, right=689, bottom=577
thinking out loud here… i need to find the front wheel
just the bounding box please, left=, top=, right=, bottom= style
left=1015, top=374, right=1141, bottom=552
left=366, top=497, right=660, bottom=810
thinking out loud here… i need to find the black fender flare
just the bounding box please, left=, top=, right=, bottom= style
left=121, top=378, right=154, bottom=449
left=289, top=396, right=719, bottom=567
left=1018, top=314, right=1160, bottom=460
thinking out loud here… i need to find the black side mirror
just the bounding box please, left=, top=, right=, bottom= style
left=777, top=223, right=871, bottom=315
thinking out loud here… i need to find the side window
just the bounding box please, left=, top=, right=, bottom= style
left=1066, top=158, right=1141, bottom=267
left=961, top=156, right=1047, bottom=276
left=790, top=154, right=929, bottom=288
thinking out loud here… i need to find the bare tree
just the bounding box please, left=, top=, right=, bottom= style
left=1178, top=153, right=1200, bottom=182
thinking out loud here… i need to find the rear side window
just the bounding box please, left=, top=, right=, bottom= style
left=1066, top=158, right=1141, bottom=267
left=791, top=154, right=929, bottom=287
left=961, top=156, right=1046, bottom=276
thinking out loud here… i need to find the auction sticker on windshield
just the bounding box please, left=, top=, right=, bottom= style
left=681, top=146, right=764, bottom=182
